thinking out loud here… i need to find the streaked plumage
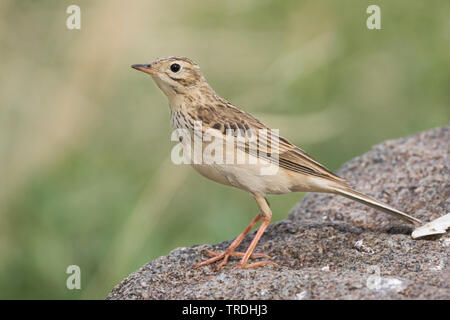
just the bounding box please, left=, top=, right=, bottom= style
left=132, top=56, right=421, bottom=270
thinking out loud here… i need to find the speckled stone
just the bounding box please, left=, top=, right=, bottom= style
left=107, top=126, right=449, bottom=300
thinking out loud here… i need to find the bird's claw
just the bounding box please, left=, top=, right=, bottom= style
left=195, top=248, right=271, bottom=270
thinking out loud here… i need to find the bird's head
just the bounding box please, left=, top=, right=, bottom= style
left=132, top=56, right=206, bottom=99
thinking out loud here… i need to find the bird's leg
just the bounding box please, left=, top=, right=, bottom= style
left=236, top=196, right=277, bottom=269
left=195, top=212, right=270, bottom=270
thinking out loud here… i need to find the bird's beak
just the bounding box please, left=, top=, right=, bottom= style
left=131, top=63, right=158, bottom=75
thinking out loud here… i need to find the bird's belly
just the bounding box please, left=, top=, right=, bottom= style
left=188, top=142, right=322, bottom=195
left=191, top=161, right=292, bottom=194
left=228, top=164, right=295, bottom=194
left=191, top=163, right=233, bottom=187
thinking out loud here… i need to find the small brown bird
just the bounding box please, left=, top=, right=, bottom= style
left=132, top=56, right=421, bottom=269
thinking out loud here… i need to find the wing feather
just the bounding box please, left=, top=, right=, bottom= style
left=197, top=102, right=348, bottom=185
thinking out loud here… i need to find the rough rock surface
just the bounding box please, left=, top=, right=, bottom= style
left=107, top=126, right=449, bottom=300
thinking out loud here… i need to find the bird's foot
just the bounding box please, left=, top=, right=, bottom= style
left=235, top=260, right=278, bottom=269
left=195, top=249, right=270, bottom=270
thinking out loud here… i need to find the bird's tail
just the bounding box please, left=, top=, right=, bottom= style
left=329, top=186, right=421, bottom=225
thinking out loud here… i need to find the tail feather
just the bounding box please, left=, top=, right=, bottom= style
left=331, top=186, right=421, bottom=225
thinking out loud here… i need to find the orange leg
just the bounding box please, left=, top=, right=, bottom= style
left=236, top=215, right=276, bottom=269
left=236, top=195, right=277, bottom=269
left=195, top=212, right=270, bottom=270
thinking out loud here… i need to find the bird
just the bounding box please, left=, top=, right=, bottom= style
left=131, top=56, right=421, bottom=270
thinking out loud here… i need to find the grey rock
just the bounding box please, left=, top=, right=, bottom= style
left=107, top=126, right=450, bottom=300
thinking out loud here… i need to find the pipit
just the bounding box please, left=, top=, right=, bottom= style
left=132, top=56, right=421, bottom=270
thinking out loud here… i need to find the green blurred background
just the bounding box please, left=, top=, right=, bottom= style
left=0, top=0, right=449, bottom=299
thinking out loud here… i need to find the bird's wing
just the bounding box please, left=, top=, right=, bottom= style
left=197, top=103, right=348, bottom=185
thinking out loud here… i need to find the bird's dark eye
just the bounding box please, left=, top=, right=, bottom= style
left=170, top=63, right=181, bottom=73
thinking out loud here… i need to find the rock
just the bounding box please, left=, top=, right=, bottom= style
left=107, top=126, right=450, bottom=300
left=289, top=125, right=449, bottom=230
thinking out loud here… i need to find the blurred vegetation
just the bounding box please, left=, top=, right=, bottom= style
left=0, top=0, right=448, bottom=299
